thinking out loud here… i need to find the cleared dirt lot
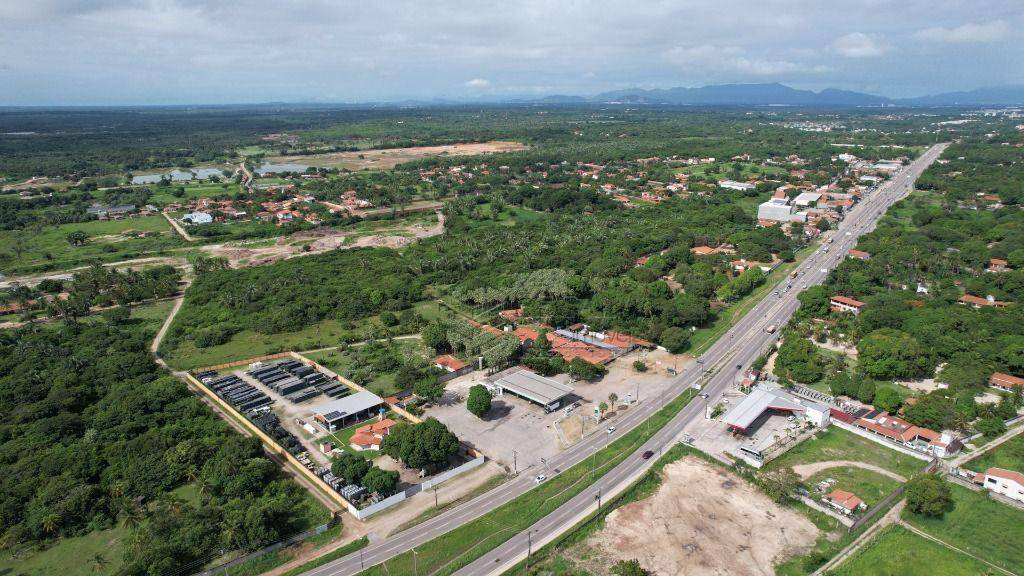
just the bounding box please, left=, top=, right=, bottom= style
left=586, top=456, right=819, bottom=575
left=268, top=140, right=528, bottom=171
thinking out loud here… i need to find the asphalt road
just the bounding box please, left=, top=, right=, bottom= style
left=303, top=142, right=948, bottom=576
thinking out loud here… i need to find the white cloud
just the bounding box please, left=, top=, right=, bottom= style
left=663, top=44, right=823, bottom=76
left=914, top=21, right=1010, bottom=44
left=832, top=32, right=888, bottom=58
left=464, top=78, right=490, bottom=88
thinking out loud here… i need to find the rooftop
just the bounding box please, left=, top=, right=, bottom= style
left=489, top=367, right=574, bottom=406
left=312, top=390, right=385, bottom=422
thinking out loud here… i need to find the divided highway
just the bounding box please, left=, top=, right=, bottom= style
left=304, top=143, right=949, bottom=576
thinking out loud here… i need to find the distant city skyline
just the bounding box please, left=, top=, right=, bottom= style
left=1, top=0, right=1022, bottom=106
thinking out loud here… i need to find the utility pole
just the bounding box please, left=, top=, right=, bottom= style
left=512, top=450, right=518, bottom=475
left=412, top=548, right=418, bottom=576
left=526, top=530, right=533, bottom=571
left=595, top=487, right=602, bottom=510
left=433, top=485, right=439, bottom=507
left=360, top=549, right=365, bottom=570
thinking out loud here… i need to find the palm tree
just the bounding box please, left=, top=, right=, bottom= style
left=119, top=502, right=145, bottom=531
left=40, top=513, right=60, bottom=535
left=90, top=553, right=110, bottom=573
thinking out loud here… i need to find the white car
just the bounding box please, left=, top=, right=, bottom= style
left=606, top=426, right=617, bottom=434
left=534, top=474, right=547, bottom=484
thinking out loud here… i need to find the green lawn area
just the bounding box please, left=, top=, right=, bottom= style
left=0, top=524, right=130, bottom=576
left=674, top=161, right=785, bottom=180
left=303, top=338, right=431, bottom=398
left=0, top=215, right=182, bottom=274
left=128, top=298, right=176, bottom=327
left=767, top=427, right=925, bottom=479
left=828, top=525, right=990, bottom=576
left=806, top=466, right=901, bottom=507
left=903, top=483, right=1024, bottom=573
left=354, top=389, right=698, bottom=576
left=966, top=432, right=1024, bottom=474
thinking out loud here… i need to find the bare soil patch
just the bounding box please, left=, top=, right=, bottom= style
left=269, top=140, right=528, bottom=171
left=586, top=456, right=818, bottom=575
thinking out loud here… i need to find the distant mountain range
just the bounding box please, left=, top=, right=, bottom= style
left=585, top=82, right=1024, bottom=107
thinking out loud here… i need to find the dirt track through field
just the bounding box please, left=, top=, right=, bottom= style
left=268, top=140, right=527, bottom=171
left=588, top=456, right=818, bottom=575
left=791, top=460, right=907, bottom=482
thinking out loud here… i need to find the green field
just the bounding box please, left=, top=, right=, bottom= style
left=767, top=427, right=925, bottom=479
left=0, top=524, right=131, bottom=576
left=146, top=181, right=242, bottom=205
left=674, top=161, right=786, bottom=180
left=903, top=483, right=1024, bottom=573
left=303, top=338, right=431, bottom=398
left=0, top=215, right=181, bottom=274
left=828, top=525, right=991, bottom=576
left=966, top=432, right=1024, bottom=474
left=806, top=466, right=901, bottom=507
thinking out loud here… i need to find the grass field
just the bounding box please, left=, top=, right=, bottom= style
left=767, top=427, right=925, bottom=479
left=903, top=483, right=1024, bottom=573
left=828, top=525, right=990, bottom=576
left=353, top=389, right=698, bottom=576
left=806, top=466, right=900, bottom=507
left=0, top=524, right=131, bottom=576
left=673, top=161, right=785, bottom=180
left=0, top=215, right=181, bottom=274
left=966, top=432, right=1024, bottom=473
left=303, top=339, right=430, bottom=398
left=146, top=181, right=242, bottom=205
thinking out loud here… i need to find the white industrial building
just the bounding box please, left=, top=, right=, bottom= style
left=757, top=197, right=794, bottom=222
left=719, top=180, right=756, bottom=191
left=793, top=192, right=822, bottom=208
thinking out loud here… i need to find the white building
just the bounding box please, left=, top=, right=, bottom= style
left=719, top=180, right=756, bottom=191
left=793, top=192, right=822, bottom=208
left=983, top=468, right=1024, bottom=503
left=181, top=211, right=213, bottom=225
left=757, top=197, right=794, bottom=222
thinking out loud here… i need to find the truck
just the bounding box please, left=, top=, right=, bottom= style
left=790, top=270, right=799, bottom=279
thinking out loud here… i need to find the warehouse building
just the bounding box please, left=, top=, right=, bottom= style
left=311, top=390, right=386, bottom=431
left=484, top=367, right=574, bottom=412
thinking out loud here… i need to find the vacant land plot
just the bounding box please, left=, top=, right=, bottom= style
left=268, top=140, right=527, bottom=171
left=903, top=483, right=1024, bottom=573
left=304, top=338, right=431, bottom=398
left=587, top=456, right=818, bottom=575
left=767, top=427, right=925, bottom=479
left=0, top=215, right=180, bottom=274
left=0, top=524, right=130, bottom=576
left=829, top=525, right=990, bottom=576
left=966, top=432, right=1024, bottom=473
left=804, top=465, right=902, bottom=507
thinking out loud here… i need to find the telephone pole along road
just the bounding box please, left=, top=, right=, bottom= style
left=303, top=143, right=949, bottom=576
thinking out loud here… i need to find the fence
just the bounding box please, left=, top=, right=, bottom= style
left=438, top=363, right=475, bottom=383
left=348, top=456, right=487, bottom=520
left=849, top=458, right=936, bottom=532
left=195, top=521, right=334, bottom=576
left=195, top=352, right=293, bottom=374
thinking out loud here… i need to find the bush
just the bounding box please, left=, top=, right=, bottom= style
left=632, top=360, right=648, bottom=372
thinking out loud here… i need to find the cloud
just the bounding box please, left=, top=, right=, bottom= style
left=464, top=78, right=490, bottom=88
left=914, top=21, right=1010, bottom=44
left=663, top=44, right=824, bottom=76
left=832, top=32, right=888, bottom=58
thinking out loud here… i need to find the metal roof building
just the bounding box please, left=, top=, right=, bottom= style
left=486, top=367, right=574, bottom=411
left=311, top=390, right=386, bottom=431
left=722, top=384, right=829, bottom=433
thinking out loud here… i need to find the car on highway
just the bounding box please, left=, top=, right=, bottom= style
left=606, top=426, right=616, bottom=434
left=641, top=450, right=655, bottom=460
left=534, top=474, right=547, bottom=484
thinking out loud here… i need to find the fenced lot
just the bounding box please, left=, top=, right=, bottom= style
left=902, top=483, right=1024, bottom=574
left=829, top=525, right=991, bottom=576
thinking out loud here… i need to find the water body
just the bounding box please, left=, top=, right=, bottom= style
left=255, top=162, right=313, bottom=174
left=132, top=167, right=226, bottom=184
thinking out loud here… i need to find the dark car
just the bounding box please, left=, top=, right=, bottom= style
left=641, top=450, right=655, bottom=460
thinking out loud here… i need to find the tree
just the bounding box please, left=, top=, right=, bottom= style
left=65, top=230, right=88, bottom=246
left=611, top=559, right=651, bottom=576
left=599, top=401, right=609, bottom=416
left=660, top=326, right=691, bottom=353
left=90, top=552, right=110, bottom=573
left=857, top=329, right=932, bottom=380
left=873, top=387, right=902, bottom=413
left=608, top=392, right=619, bottom=405
left=413, top=373, right=445, bottom=402
left=332, top=452, right=372, bottom=485
left=977, top=416, right=1007, bottom=438
left=467, top=384, right=492, bottom=418
left=381, top=418, right=459, bottom=471
left=903, top=392, right=955, bottom=431
left=775, top=336, right=824, bottom=383
left=422, top=320, right=449, bottom=351
left=758, top=468, right=799, bottom=503
left=362, top=467, right=399, bottom=496
left=567, top=357, right=606, bottom=381
left=633, top=360, right=648, bottom=372
left=905, top=473, right=953, bottom=517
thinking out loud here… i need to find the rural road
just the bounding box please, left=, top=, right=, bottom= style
left=301, top=142, right=949, bottom=576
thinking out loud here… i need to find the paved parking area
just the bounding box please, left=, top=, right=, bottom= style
left=426, top=374, right=562, bottom=474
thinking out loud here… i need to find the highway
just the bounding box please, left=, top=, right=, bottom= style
left=303, top=142, right=948, bottom=576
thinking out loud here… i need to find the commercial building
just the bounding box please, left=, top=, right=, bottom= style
left=722, top=384, right=831, bottom=434
left=793, top=192, right=822, bottom=208
left=719, top=180, right=756, bottom=191
left=853, top=411, right=960, bottom=458
left=311, top=391, right=386, bottom=431
left=757, top=197, right=794, bottom=222
left=484, top=367, right=574, bottom=412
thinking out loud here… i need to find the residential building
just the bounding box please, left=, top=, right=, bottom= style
left=830, top=295, right=865, bottom=315
left=987, top=258, right=1011, bottom=273
left=958, top=294, right=1008, bottom=309
left=989, top=372, right=1024, bottom=392
left=853, top=412, right=961, bottom=457
left=349, top=418, right=397, bottom=452
left=823, top=489, right=865, bottom=515
left=983, top=468, right=1024, bottom=503
left=434, top=355, right=469, bottom=373
left=848, top=249, right=871, bottom=260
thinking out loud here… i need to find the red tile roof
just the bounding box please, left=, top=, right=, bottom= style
left=990, top=372, right=1024, bottom=389
left=986, top=467, right=1024, bottom=486
left=848, top=249, right=871, bottom=260
left=435, top=355, right=468, bottom=372
left=830, top=295, right=865, bottom=308
left=825, top=489, right=863, bottom=511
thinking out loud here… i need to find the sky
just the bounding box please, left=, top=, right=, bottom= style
left=1, top=0, right=1022, bottom=105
